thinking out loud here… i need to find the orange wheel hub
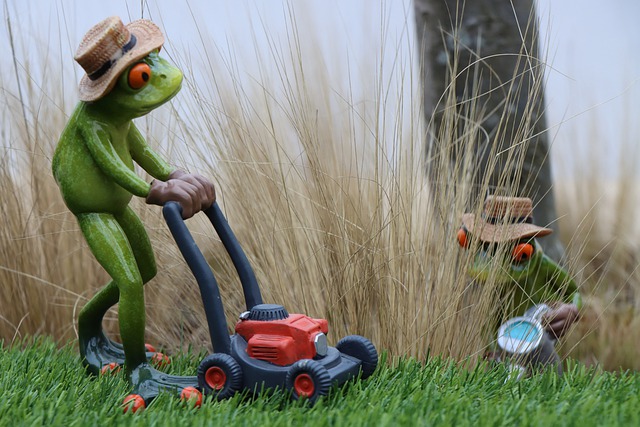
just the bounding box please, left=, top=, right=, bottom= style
left=122, top=394, right=145, bottom=414
left=205, top=366, right=227, bottom=390
left=293, top=373, right=314, bottom=397
left=100, top=362, right=121, bottom=375
left=151, top=352, right=170, bottom=367
left=180, top=386, right=203, bottom=408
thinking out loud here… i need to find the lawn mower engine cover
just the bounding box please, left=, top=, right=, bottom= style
left=235, top=304, right=329, bottom=366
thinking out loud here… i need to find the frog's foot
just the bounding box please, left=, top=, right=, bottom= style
left=122, top=363, right=202, bottom=413
left=80, top=331, right=168, bottom=375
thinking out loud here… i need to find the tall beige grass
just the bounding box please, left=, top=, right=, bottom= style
left=554, top=116, right=640, bottom=370
left=1, top=5, right=638, bottom=371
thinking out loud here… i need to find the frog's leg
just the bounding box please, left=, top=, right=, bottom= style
left=76, top=211, right=149, bottom=374
left=116, top=208, right=199, bottom=403
left=77, top=210, right=197, bottom=403
left=77, top=207, right=167, bottom=370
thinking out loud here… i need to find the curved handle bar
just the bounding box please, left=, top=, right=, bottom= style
left=163, top=202, right=230, bottom=354
left=162, top=201, right=264, bottom=354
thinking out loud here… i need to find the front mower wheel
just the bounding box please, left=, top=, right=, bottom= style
left=286, top=359, right=331, bottom=403
left=336, top=335, right=378, bottom=379
left=197, top=353, right=243, bottom=399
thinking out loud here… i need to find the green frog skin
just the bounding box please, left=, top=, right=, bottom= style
left=53, top=51, right=213, bottom=401
left=459, top=233, right=581, bottom=338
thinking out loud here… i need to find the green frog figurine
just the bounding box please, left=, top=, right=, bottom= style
left=52, top=16, right=213, bottom=411
left=457, top=196, right=581, bottom=370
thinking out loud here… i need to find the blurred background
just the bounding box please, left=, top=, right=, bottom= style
left=2, top=0, right=639, bottom=178
left=1, top=0, right=639, bottom=370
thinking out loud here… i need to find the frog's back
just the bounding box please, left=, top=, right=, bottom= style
left=52, top=102, right=133, bottom=214
left=52, top=103, right=84, bottom=178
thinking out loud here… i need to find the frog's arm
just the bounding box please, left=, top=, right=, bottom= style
left=539, top=253, right=582, bottom=309
left=128, top=123, right=173, bottom=181
left=80, top=121, right=151, bottom=197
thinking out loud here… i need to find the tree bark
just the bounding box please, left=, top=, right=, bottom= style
left=414, top=0, right=564, bottom=261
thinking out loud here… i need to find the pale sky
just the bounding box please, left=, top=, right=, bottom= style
left=1, top=0, right=638, bottom=178
left=537, top=0, right=640, bottom=177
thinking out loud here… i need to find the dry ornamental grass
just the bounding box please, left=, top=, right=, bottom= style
left=1, top=3, right=638, bottom=372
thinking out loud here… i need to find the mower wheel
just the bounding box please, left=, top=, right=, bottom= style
left=100, top=362, right=121, bottom=375
left=122, top=394, right=146, bottom=414
left=336, top=335, right=378, bottom=379
left=180, top=386, right=203, bottom=408
left=197, top=353, right=243, bottom=399
left=286, top=359, right=331, bottom=403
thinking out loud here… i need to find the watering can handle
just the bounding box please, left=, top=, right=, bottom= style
left=524, top=304, right=551, bottom=322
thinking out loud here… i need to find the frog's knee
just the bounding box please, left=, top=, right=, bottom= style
left=140, top=262, right=157, bottom=284
left=131, top=247, right=156, bottom=285
left=117, top=277, right=144, bottom=299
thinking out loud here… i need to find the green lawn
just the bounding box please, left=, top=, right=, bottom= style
left=1, top=338, right=638, bottom=426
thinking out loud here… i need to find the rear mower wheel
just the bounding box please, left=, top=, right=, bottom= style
left=336, top=335, right=378, bottom=379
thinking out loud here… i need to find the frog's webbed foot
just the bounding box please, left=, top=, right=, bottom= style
left=122, top=363, right=201, bottom=413
left=80, top=331, right=168, bottom=375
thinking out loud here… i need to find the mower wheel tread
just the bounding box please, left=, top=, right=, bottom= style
left=336, top=335, right=378, bottom=379
left=197, top=353, right=243, bottom=399
left=286, top=359, right=331, bottom=403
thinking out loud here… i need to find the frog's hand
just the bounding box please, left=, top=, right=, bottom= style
left=128, top=123, right=173, bottom=181
left=539, top=253, right=581, bottom=309
left=81, top=121, right=151, bottom=197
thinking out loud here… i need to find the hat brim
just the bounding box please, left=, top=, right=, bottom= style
left=78, top=20, right=164, bottom=102
left=461, top=213, right=552, bottom=243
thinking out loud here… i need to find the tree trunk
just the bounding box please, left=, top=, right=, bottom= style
left=414, top=0, right=564, bottom=261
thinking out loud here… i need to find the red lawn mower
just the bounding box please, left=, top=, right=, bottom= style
left=163, top=202, right=378, bottom=403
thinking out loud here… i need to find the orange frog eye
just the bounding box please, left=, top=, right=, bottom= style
left=457, top=227, right=469, bottom=249
left=128, top=63, right=152, bottom=89
left=512, top=242, right=534, bottom=263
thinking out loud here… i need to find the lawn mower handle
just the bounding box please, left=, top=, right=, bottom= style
left=162, top=201, right=264, bottom=354
left=203, top=203, right=263, bottom=310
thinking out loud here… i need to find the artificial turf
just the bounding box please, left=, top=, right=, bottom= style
left=1, top=337, right=637, bottom=426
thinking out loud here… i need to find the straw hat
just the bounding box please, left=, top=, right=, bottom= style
left=75, top=16, right=164, bottom=102
left=461, top=195, right=552, bottom=243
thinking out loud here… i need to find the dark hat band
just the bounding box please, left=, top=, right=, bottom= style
left=482, top=214, right=533, bottom=225
left=87, top=34, right=137, bottom=81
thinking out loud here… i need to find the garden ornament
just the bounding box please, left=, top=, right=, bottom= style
left=457, top=196, right=581, bottom=374
left=52, top=16, right=213, bottom=411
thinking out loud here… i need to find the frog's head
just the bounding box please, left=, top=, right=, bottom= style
left=457, top=228, right=544, bottom=284
left=97, top=50, right=183, bottom=119
left=75, top=17, right=181, bottom=120
left=457, top=195, right=552, bottom=285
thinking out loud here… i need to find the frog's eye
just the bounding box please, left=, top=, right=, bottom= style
left=128, top=63, right=152, bottom=90
left=512, top=242, right=534, bottom=263
left=457, top=227, right=469, bottom=249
